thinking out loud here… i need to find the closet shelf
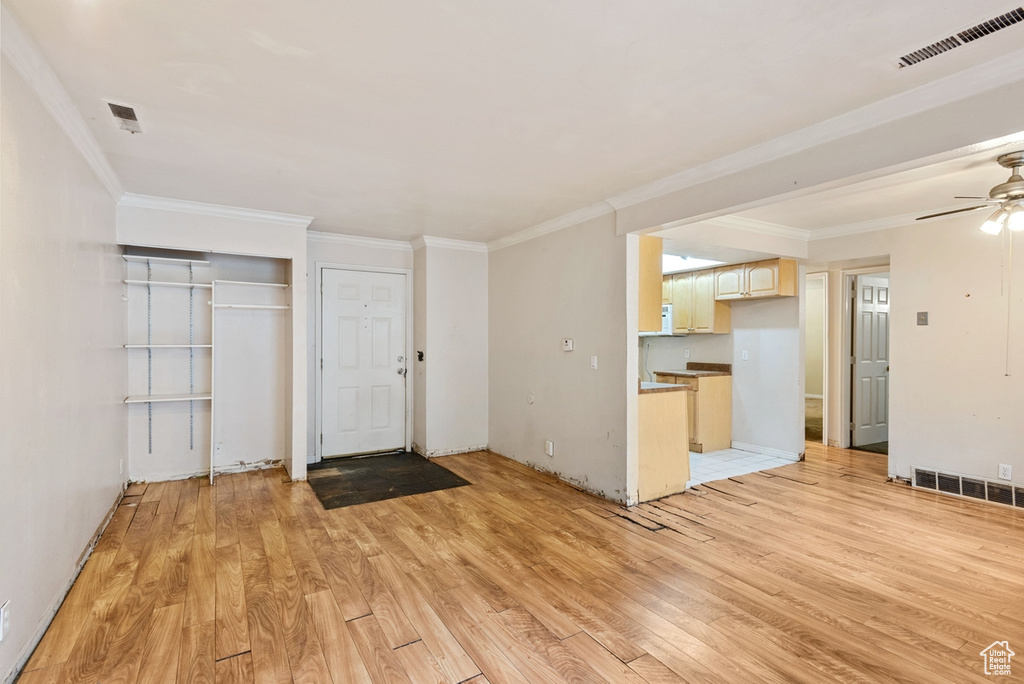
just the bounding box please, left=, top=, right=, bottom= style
left=124, top=279, right=213, bottom=289
left=125, top=393, right=212, bottom=404
left=123, top=255, right=210, bottom=266
left=124, top=344, right=212, bottom=349
left=214, top=280, right=289, bottom=288
left=213, top=304, right=291, bottom=310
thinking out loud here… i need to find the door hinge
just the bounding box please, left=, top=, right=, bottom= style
left=320, top=433, right=323, bottom=444
left=320, top=358, right=323, bottom=370
left=849, top=422, right=855, bottom=431
left=850, top=355, right=856, bottom=365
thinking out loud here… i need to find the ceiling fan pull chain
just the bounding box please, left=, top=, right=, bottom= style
left=1006, top=229, right=1013, bottom=377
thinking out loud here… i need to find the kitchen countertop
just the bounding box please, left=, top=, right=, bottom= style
left=639, top=381, right=690, bottom=394
left=655, top=362, right=732, bottom=378
left=654, top=370, right=731, bottom=378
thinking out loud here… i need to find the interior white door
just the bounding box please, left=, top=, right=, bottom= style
left=321, top=268, right=407, bottom=457
left=851, top=274, right=889, bottom=446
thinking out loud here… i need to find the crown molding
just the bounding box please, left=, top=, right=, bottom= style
left=703, top=215, right=811, bottom=241
left=808, top=205, right=977, bottom=240
left=487, top=202, right=615, bottom=252
left=1, top=5, right=123, bottom=201
left=607, top=47, right=1024, bottom=212
left=308, top=230, right=413, bottom=251
left=412, top=236, right=487, bottom=252
left=119, top=193, right=313, bottom=228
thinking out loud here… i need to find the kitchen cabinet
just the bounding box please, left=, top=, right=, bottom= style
left=655, top=371, right=732, bottom=452
left=714, top=258, right=797, bottom=300
left=639, top=236, right=663, bottom=332
left=667, top=269, right=731, bottom=334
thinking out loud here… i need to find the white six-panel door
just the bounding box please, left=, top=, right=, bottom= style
left=852, top=274, right=890, bottom=446
left=321, top=268, right=407, bottom=457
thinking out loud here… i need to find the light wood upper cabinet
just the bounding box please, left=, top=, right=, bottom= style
left=671, top=272, right=693, bottom=334
left=638, top=236, right=663, bottom=332
left=714, top=258, right=797, bottom=300
left=662, top=277, right=672, bottom=305
left=667, top=269, right=730, bottom=334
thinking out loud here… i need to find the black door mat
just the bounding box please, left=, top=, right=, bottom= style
left=307, top=451, right=470, bottom=509
left=852, top=441, right=888, bottom=455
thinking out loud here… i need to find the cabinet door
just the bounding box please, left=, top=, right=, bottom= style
left=638, top=236, right=664, bottom=332
left=714, top=265, right=745, bottom=300
left=691, top=270, right=717, bottom=333
left=671, top=273, right=693, bottom=333
left=745, top=260, right=781, bottom=298
left=662, top=276, right=672, bottom=304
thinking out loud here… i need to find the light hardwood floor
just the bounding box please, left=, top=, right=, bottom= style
left=18, top=444, right=1024, bottom=683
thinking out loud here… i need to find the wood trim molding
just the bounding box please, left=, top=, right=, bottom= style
left=308, top=230, right=413, bottom=251
left=412, top=236, right=488, bottom=252
left=119, top=193, right=313, bottom=228
left=487, top=201, right=615, bottom=252
left=1, top=5, right=124, bottom=202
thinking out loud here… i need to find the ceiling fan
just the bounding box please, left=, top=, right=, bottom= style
left=916, top=151, right=1024, bottom=233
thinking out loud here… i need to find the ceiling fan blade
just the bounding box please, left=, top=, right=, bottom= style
left=916, top=205, right=990, bottom=221
left=952, top=196, right=997, bottom=200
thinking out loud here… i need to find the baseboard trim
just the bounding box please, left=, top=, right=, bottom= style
left=731, top=441, right=802, bottom=462
left=412, top=444, right=488, bottom=458
left=804, top=394, right=823, bottom=399
left=5, top=482, right=126, bottom=684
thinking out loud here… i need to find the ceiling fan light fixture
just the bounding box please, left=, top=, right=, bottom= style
left=980, top=207, right=1008, bottom=235
left=1007, top=202, right=1024, bottom=232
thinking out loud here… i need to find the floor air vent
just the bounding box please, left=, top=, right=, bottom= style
left=898, top=7, right=1024, bottom=67
left=914, top=466, right=1021, bottom=509
left=988, top=483, right=1014, bottom=506
left=937, top=473, right=961, bottom=495
left=915, top=469, right=937, bottom=489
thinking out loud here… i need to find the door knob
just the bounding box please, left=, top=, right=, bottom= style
left=398, top=356, right=404, bottom=363
left=397, top=368, right=406, bottom=376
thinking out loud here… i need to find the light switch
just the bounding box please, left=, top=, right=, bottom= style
left=590, top=355, right=598, bottom=370
left=562, top=338, right=574, bottom=351
left=741, top=349, right=749, bottom=361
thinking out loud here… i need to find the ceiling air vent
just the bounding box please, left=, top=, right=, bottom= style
left=107, top=102, right=141, bottom=134
left=898, top=7, right=1024, bottom=67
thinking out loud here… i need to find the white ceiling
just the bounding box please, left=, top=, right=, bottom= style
left=6, top=1, right=1024, bottom=242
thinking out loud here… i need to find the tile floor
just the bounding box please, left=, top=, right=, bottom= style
left=687, top=447, right=799, bottom=487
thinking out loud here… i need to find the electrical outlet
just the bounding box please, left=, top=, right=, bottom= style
left=544, top=440, right=554, bottom=456
left=214, top=442, right=224, bottom=456
left=684, top=349, right=690, bottom=359
left=741, top=350, right=749, bottom=361
left=998, top=464, right=1012, bottom=480
left=0, top=601, right=10, bottom=643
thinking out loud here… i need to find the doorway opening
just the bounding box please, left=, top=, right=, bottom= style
left=805, top=273, right=826, bottom=444
left=848, top=271, right=890, bottom=455
left=315, top=265, right=412, bottom=462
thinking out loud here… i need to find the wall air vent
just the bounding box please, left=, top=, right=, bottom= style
left=913, top=466, right=1022, bottom=509
left=898, top=7, right=1024, bottom=67
left=107, top=102, right=141, bottom=134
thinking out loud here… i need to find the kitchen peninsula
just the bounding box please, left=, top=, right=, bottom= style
left=638, top=381, right=690, bottom=502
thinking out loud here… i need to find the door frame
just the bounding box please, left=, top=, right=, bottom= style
left=839, top=266, right=890, bottom=449
left=805, top=271, right=828, bottom=445
left=314, top=262, right=414, bottom=462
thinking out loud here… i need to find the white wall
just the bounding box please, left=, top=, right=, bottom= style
left=489, top=215, right=630, bottom=501
left=804, top=277, right=824, bottom=396
left=729, top=296, right=805, bottom=457
left=811, top=213, right=1024, bottom=485
left=117, top=202, right=309, bottom=480
left=414, top=240, right=489, bottom=455
left=305, top=233, right=413, bottom=461
left=0, top=57, right=126, bottom=682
